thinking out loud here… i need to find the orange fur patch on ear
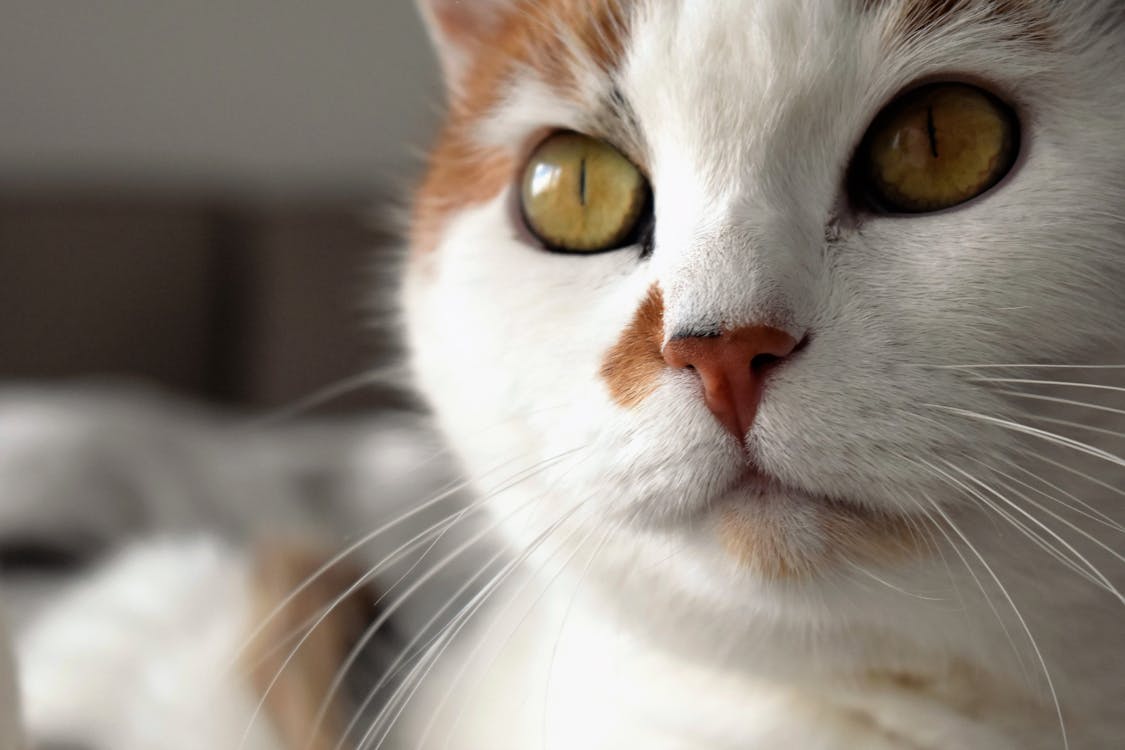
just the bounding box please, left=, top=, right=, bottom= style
left=411, top=0, right=634, bottom=256
left=864, top=0, right=1052, bottom=47
left=600, top=284, right=666, bottom=408
left=242, top=542, right=379, bottom=750
left=719, top=500, right=925, bottom=581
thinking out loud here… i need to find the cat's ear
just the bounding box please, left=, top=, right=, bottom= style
left=416, top=0, right=515, bottom=89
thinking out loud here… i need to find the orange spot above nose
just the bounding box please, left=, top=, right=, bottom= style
left=600, top=286, right=666, bottom=408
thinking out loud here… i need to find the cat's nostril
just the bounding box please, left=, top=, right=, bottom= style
left=661, top=324, right=802, bottom=440
left=750, top=352, right=781, bottom=372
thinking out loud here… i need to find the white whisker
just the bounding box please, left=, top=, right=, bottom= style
left=933, top=459, right=1121, bottom=601
left=845, top=561, right=946, bottom=601
left=332, top=545, right=510, bottom=750
left=914, top=364, right=1125, bottom=370
left=970, top=378, right=1125, bottom=394
left=541, top=523, right=616, bottom=749
left=363, top=502, right=590, bottom=750
left=896, top=490, right=1032, bottom=684
left=963, top=458, right=1125, bottom=596
left=925, top=404, right=1125, bottom=469
left=993, top=390, right=1125, bottom=419
left=1027, top=414, right=1125, bottom=441
left=301, top=511, right=488, bottom=750
left=1012, top=445, right=1125, bottom=500
left=914, top=487, right=1069, bottom=750
left=238, top=446, right=586, bottom=749
left=998, top=451, right=1125, bottom=532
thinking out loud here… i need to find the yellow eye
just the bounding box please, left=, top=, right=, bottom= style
left=520, top=132, right=651, bottom=253
left=859, top=83, right=1019, bottom=213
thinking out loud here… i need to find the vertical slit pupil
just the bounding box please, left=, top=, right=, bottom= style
left=926, top=106, right=939, bottom=159
left=578, top=157, right=587, bottom=206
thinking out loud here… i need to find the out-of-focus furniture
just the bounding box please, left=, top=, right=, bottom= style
left=0, top=192, right=403, bottom=411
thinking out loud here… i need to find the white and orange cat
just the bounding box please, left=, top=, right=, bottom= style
left=4, top=1, right=1125, bottom=748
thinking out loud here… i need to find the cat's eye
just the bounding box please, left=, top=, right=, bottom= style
left=855, top=83, right=1019, bottom=213
left=520, top=132, right=650, bottom=253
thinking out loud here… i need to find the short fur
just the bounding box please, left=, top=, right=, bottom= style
left=402, top=0, right=1125, bottom=747
left=1, top=2, right=1122, bottom=748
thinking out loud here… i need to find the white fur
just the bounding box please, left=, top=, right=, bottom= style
left=16, top=538, right=282, bottom=750
left=0, top=389, right=459, bottom=748
left=404, top=1, right=1125, bottom=747
left=0, top=2, right=1120, bottom=748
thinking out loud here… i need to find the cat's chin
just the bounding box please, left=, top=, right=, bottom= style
left=708, top=470, right=919, bottom=579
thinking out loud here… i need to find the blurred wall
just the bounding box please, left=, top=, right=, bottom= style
left=0, top=3, right=443, bottom=410
left=0, top=1, right=442, bottom=195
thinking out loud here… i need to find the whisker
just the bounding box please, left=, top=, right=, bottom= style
left=898, top=490, right=1033, bottom=685
left=340, top=450, right=591, bottom=750
left=914, top=364, right=1125, bottom=370
left=924, top=461, right=1099, bottom=588
left=238, top=446, right=586, bottom=749
left=362, top=502, right=590, bottom=750
left=242, top=506, right=477, bottom=680
left=963, top=457, right=1125, bottom=595
left=247, top=366, right=413, bottom=428
left=925, top=404, right=1124, bottom=469
left=240, top=504, right=482, bottom=750
left=425, top=518, right=604, bottom=750
left=232, top=446, right=579, bottom=668
left=993, top=390, right=1125, bottom=419
left=844, top=561, right=946, bottom=601
left=998, top=450, right=1125, bottom=532
left=329, top=545, right=511, bottom=750
left=231, top=476, right=472, bottom=670
left=300, top=508, right=487, bottom=750
left=933, top=459, right=1121, bottom=600
left=914, top=486, right=1069, bottom=750
left=970, top=378, right=1125, bottom=394
left=541, top=523, right=616, bottom=748
left=1025, top=414, right=1125, bottom=441
left=1012, top=445, right=1125, bottom=500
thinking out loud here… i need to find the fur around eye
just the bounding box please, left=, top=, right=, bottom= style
left=854, top=83, right=1019, bottom=213
left=519, top=131, right=651, bottom=253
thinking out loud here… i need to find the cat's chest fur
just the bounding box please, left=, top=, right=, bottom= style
left=398, top=588, right=1055, bottom=750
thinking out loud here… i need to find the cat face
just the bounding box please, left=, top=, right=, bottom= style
left=405, top=0, right=1124, bottom=680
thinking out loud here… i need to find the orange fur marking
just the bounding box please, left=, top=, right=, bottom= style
left=412, top=0, right=634, bottom=255
left=719, top=500, right=925, bottom=581
left=600, top=284, right=666, bottom=407
left=242, top=542, right=380, bottom=750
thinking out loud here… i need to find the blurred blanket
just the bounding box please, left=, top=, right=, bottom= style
left=0, top=385, right=476, bottom=750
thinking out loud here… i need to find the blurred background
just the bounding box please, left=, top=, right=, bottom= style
left=0, top=0, right=443, bottom=412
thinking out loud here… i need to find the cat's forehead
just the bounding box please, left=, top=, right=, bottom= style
left=412, top=0, right=1054, bottom=254
left=467, top=0, right=1049, bottom=137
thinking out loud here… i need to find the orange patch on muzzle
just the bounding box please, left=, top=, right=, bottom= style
left=600, top=284, right=666, bottom=407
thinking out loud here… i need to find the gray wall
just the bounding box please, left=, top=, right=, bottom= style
left=0, top=1, right=443, bottom=196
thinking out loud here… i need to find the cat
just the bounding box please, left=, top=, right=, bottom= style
left=395, top=0, right=1125, bottom=747
left=4, top=0, right=1124, bottom=748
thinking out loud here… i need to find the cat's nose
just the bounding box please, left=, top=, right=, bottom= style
left=662, top=325, right=800, bottom=441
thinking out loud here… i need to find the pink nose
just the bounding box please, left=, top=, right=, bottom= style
left=662, top=325, right=800, bottom=440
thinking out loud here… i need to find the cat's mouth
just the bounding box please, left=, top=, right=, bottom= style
left=711, top=469, right=920, bottom=578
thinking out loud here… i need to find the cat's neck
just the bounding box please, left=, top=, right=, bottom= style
left=408, top=586, right=1078, bottom=750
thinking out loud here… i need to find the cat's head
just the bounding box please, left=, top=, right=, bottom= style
left=404, top=0, right=1125, bottom=684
